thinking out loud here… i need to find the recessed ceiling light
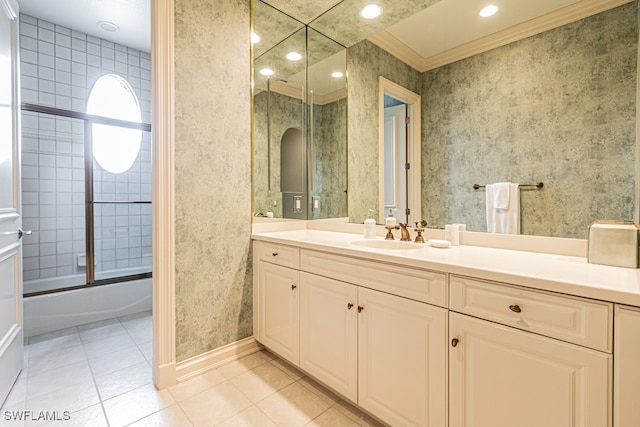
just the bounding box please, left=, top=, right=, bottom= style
left=251, top=32, right=261, bottom=44
left=260, top=68, right=275, bottom=76
left=98, top=21, right=119, bottom=32
left=360, top=4, right=382, bottom=19
left=286, top=52, right=302, bottom=61
left=479, top=5, right=499, bottom=17
left=331, top=71, right=344, bottom=78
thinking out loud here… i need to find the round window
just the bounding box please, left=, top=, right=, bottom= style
left=87, top=74, right=142, bottom=174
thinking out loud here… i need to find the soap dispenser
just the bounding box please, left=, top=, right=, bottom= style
left=385, top=208, right=397, bottom=227
left=364, top=209, right=376, bottom=239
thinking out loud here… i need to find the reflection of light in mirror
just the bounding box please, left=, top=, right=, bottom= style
left=479, top=5, right=499, bottom=17
left=361, top=4, right=382, bottom=19
left=251, top=32, right=261, bottom=44
left=286, top=52, right=302, bottom=61
left=260, top=68, right=275, bottom=76
left=331, top=71, right=344, bottom=78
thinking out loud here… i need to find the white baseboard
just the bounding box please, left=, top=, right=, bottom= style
left=175, top=337, right=262, bottom=383
left=153, top=361, right=177, bottom=389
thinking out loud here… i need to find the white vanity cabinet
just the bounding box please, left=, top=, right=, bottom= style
left=614, top=305, right=640, bottom=427
left=253, top=243, right=300, bottom=364
left=300, top=249, right=448, bottom=427
left=254, top=241, right=448, bottom=427
left=449, top=275, right=613, bottom=427
left=299, top=271, right=358, bottom=401
left=357, top=286, right=447, bottom=427
left=298, top=271, right=447, bottom=426
left=252, top=236, right=630, bottom=427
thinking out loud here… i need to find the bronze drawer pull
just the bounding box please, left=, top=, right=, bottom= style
left=509, top=304, right=522, bottom=313
left=357, top=306, right=364, bottom=313
left=291, top=284, right=297, bottom=291
left=451, top=338, right=459, bottom=347
left=272, top=252, right=278, bottom=256
left=347, top=303, right=354, bottom=310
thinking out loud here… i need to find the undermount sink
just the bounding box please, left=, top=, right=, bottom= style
left=350, top=239, right=424, bottom=250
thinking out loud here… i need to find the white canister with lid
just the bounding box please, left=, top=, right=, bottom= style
left=445, top=224, right=460, bottom=246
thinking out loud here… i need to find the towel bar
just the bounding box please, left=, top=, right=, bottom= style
left=473, top=182, right=543, bottom=190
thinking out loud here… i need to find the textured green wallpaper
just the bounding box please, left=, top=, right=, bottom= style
left=174, top=0, right=253, bottom=361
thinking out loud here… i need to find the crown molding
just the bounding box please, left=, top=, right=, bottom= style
left=266, top=82, right=346, bottom=105
left=313, top=88, right=347, bottom=105
left=367, top=30, right=423, bottom=71
left=367, top=0, right=633, bottom=73
left=270, top=80, right=304, bottom=100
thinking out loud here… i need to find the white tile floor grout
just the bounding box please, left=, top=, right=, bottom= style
left=1, top=312, right=384, bottom=427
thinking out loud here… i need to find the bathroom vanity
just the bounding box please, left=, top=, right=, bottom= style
left=252, top=229, right=640, bottom=427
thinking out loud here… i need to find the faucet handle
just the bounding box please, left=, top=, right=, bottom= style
left=384, top=225, right=396, bottom=240
left=415, top=219, right=428, bottom=228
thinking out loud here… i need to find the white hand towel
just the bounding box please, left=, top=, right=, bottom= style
left=486, top=183, right=520, bottom=234
left=493, top=182, right=511, bottom=210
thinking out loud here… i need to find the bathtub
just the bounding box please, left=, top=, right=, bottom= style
left=23, top=267, right=152, bottom=337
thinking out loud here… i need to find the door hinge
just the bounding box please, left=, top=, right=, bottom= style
left=405, top=163, right=410, bottom=170
left=406, top=208, right=411, bottom=215
left=405, top=116, right=410, bottom=125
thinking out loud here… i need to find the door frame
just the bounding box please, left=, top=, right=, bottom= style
left=151, top=0, right=176, bottom=389
left=377, top=77, right=421, bottom=225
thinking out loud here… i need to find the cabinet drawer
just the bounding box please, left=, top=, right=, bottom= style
left=301, top=250, right=447, bottom=307
left=450, top=275, right=613, bottom=352
left=256, top=241, right=300, bottom=269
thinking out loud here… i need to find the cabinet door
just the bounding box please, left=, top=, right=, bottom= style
left=614, top=305, right=640, bottom=427
left=256, top=261, right=299, bottom=364
left=358, top=287, right=447, bottom=427
left=449, top=312, right=611, bottom=427
left=300, top=272, right=357, bottom=401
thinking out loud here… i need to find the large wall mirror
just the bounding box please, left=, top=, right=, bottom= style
left=253, top=0, right=639, bottom=240
left=252, top=1, right=348, bottom=221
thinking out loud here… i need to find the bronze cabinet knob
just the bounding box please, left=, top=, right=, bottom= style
left=509, top=304, right=522, bottom=313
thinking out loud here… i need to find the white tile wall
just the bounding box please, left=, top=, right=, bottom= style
left=20, top=14, right=152, bottom=285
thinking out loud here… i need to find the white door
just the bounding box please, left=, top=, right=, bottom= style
left=358, top=287, right=447, bottom=427
left=299, top=272, right=357, bottom=401
left=449, top=312, right=611, bottom=427
left=256, top=261, right=299, bottom=364
left=0, top=0, right=23, bottom=408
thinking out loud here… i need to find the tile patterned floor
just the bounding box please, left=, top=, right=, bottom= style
left=1, top=313, right=384, bottom=426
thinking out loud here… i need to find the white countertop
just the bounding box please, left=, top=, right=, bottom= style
left=252, top=229, right=640, bottom=307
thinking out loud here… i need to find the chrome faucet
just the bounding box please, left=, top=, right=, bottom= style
left=398, top=223, right=412, bottom=241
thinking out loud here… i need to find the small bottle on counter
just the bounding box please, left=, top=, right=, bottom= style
left=364, top=209, right=377, bottom=239
left=385, top=208, right=397, bottom=227
left=445, top=224, right=460, bottom=246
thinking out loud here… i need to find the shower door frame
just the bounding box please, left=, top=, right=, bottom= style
left=21, top=102, right=152, bottom=297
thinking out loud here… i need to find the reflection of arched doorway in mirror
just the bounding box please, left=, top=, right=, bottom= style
left=378, top=77, right=421, bottom=226
left=281, top=127, right=307, bottom=219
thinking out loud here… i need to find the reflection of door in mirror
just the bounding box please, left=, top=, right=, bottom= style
left=378, top=77, right=421, bottom=226
left=384, top=99, right=408, bottom=224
